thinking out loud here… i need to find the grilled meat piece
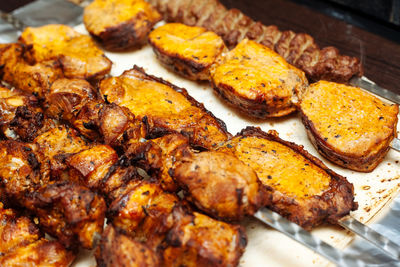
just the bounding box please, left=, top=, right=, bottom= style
left=162, top=206, right=246, bottom=267
left=95, top=225, right=160, bottom=267
left=172, top=150, right=270, bottom=221
left=218, top=127, right=357, bottom=230
left=23, top=181, right=106, bottom=250
left=99, top=66, right=231, bottom=149
left=84, top=0, right=161, bottom=51
left=0, top=202, right=42, bottom=255
left=148, top=0, right=362, bottom=83
left=0, top=43, right=64, bottom=98
left=148, top=23, right=227, bottom=80
left=299, top=81, right=399, bottom=172
left=0, top=239, right=75, bottom=267
left=19, top=24, right=112, bottom=80
left=210, top=39, right=308, bottom=118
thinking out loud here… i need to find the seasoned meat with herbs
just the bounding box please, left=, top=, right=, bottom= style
left=149, top=23, right=227, bottom=80
left=299, top=81, right=399, bottom=172
left=84, top=0, right=161, bottom=50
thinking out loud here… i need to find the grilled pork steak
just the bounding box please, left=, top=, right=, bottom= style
left=300, top=81, right=399, bottom=172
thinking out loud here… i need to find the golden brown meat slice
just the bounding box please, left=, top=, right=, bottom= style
left=0, top=202, right=42, bottom=255
left=108, top=180, right=179, bottom=248
left=0, top=140, right=49, bottom=203
left=84, top=0, right=161, bottom=51
left=0, top=239, right=75, bottom=267
left=100, top=66, right=231, bottom=149
left=34, top=126, right=89, bottom=179
left=125, top=133, right=191, bottom=192
left=23, top=181, right=106, bottom=250
left=148, top=23, right=227, bottom=80
left=0, top=43, right=64, bottom=98
left=217, top=127, right=357, bottom=230
left=299, top=81, right=399, bottom=172
left=95, top=225, right=160, bottom=267
left=210, top=39, right=308, bottom=118
left=172, top=150, right=269, bottom=221
left=19, top=24, right=112, bottom=80
left=162, top=206, right=246, bottom=267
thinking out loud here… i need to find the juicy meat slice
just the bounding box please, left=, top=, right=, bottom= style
left=0, top=43, right=64, bottom=98
left=19, top=24, right=112, bottom=80
left=0, top=202, right=42, bottom=255
left=0, top=239, right=75, bottom=267
left=210, top=39, right=308, bottom=118
left=148, top=0, right=363, bottom=83
left=299, top=81, right=399, bottom=172
left=148, top=23, right=227, bottom=80
left=217, top=127, right=357, bottom=230
left=162, top=206, right=247, bottom=267
left=172, top=151, right=270, bottom=221
left=84, top=0, right=161, bottom=51
left=23, top=181, right=106, bottom=250
left=99, top=66, right=231, bottom=149
left=95, top=225, right=160, bottom=267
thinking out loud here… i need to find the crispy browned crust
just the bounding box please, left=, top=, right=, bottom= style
left=95, top=225, right=160, bottom=267
left=148, top=0, right=363, bottom=82
left=301, top=115, right=394, bottom=172
left=234, top=127, right=357, bottom=229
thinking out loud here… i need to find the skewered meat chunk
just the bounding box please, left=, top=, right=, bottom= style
left=99, top=66, right=231, bottom=149
left=23, top=181, right=106, bottom=250
left=0, top=202, right=42, bottom=255
left=19, top=24, right=112, bottom=80
left=84, top=0, right=162, bottom=51
left=148, top=23, right=227, bottom=80
left=162, top=206, right=247, bottom=267
left=0, top=43, right=64, bottom=98
left=210, top=39, right=308, bottom=118
left=218, top=127, right=357, bottom=230
left=148, top=0, right=362, bottom=83
left=0, top=239, right=75, bottom=267
left=95, top=225, right=160, bottom=267
left=299, top=81, right=399, bottom=172
left=172, top=151, right=270, bottom=221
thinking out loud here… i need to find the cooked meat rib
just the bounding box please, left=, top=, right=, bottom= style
left=210, top=38, right=308, bottom=118
left=99, top=66, right=231, bottom=149
left=0, top=239, right=75, bottom=267
left=84, top=0, right=162, bottom=51
left=147, top=0, right=362, bottom=82
left=217, top=127, right=357, bottom=230
left=148, top=23, right=227, bottom=80
left=95, top=225, right=160, bottom=267
left=0, top=202, right=75, bottom=266
left=23, top=181, right=106, bottom=250
left=299, top=81, right=399, bottom=172
left=19, top=24, right=112, bottom=81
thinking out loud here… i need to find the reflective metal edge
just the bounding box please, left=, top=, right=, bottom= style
left=254, top=208, right=368, bottom=266
left=390, top=138, right=400, bottom=153
left=339, top=216, right=400, bottom=261
left=350, top=76, right=400, bottom=105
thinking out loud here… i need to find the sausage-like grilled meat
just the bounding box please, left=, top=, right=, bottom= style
left=0, top=43, right=64, bottom=98
left=99, top=66, right=231, bottom=149
left=84, top=0, right=162, bottom=51
left=217, top=127, right=357, bottom=230
left=148, top=23, right=227, bottom=80
left=19, top=24, right=112, bottom=80
left=162, top=206, right=247, bottom=267
left=299, top=81, right=399, bottom=172
left=95, top=225, right=160, bottom=267
left=0, top=239, right=75, bottom=267
left=172, top=150, right=270, bottom=221
left=148, top=0, right=362, bottom=82
left=23, top=181, right=106, bottom=250
left=210, top=38, right=308, bottom=118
